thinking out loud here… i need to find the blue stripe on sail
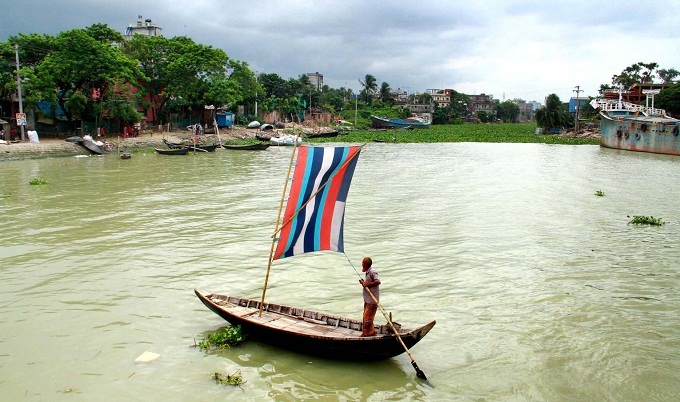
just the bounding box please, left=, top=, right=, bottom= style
left=337, top=148, right=359, bottom=202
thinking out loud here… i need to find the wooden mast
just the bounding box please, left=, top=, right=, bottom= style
left=259, top=132, right=301, bottom=316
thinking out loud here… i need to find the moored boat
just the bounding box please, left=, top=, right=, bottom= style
left=155, top=147, right=189, bottom=155
left=270, top=134, right=302, bottom=146
left=371, top=115, right=430, bottom=129
left=592, top=97, right=680, bottom=156
left=79, top=139, right=104, bottom=155
left=184, top=144, right=218, bottom=152
left=222, top=143, right=270, bottom=151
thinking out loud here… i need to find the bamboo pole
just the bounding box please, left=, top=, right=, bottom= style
left=363, top=286, right=428, bottom=381
left=214, top=118, right=222, bottom=148
left=259, top=133, right=301, bottom=316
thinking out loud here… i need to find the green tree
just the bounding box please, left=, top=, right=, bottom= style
left=156, top=36, right=231, bottom=120
left=656, top=82, right=680, bottom=116
left=359, top=74, right=378, bottom=103
left=496, top=100, right=520, bottom=123
left=535, top=94, right=570, bottom=129
left=259, top=73, right=287, bottom=99
left=612, top=62, right=659, bottom=88
left=26, top=27, right=144, bottom=130
left=379, top=82, right=394, bottom=105
left=0, top=34, right=55, bottom=111
left=658, top=68, right=680, bottom=84
left=84, top=23, right=124, bottom=44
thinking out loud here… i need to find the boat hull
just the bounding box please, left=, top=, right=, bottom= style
left=195, top=289, right=435, bottom=361
left=371, top=115, right=430, bottom=129
left=600, top=112, right=680, bottom=155
left=155, top=147, right=189, bottom=155
left=223, top=143, right=271, bottom=150
left=185, top=144, right=218, bottom=152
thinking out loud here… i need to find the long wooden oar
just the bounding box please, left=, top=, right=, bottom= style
left=363, top=286, right=428, bottom=381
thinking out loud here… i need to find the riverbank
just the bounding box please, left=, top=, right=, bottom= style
left=0, top=127, right=251, bottom=161
left=1, top=123, right=600, bottom=161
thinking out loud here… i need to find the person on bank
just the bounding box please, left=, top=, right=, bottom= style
left=359, top=257, right=381, bottom=337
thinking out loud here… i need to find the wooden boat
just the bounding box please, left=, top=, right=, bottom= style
left=155, top=147, right=189, bottom=155
left=197, top=142, right=435, bottom=370
left=371, top=115, right=430, bottom=129
left=270, top=134, right=302, bottom=146
left=162, top=138, right=187, bottom=149
left=222, top=143, right=270, bottom=151
left=65, top=136, right=83, bottom=143
left=79, top=139, right=104, bottom=155
left=195, top=290, right=436, bottom=360
left=184, top=144, right=219, bottom=152
left=592, top=93, right=680, bottom=156
left=305, top=130, right=340, bottom=139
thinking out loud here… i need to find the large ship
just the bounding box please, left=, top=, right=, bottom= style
left=591, top=91, right=680, bottom=156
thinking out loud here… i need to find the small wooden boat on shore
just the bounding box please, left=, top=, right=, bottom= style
left=270, top=134, right=302, bottom=146
left=162, top=138, right=187, bottom=149
left=195, top=290, right=435, bottom=360
left=223, top=143, right=270, bottom=151
left=371, top=115, right=430, bottom=129
left=79, top=139, right=104, bottom=155
left=305, top=130, right=340, bottom=139
left=185, top=144, right=218, bottom=152
left=155, top=147, right=189, bottom=155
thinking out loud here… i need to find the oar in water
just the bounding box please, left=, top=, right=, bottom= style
left=363, top=286, right=428, bottom=381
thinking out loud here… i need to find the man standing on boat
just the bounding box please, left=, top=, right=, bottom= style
left=359, top=257, right=381, bottom=337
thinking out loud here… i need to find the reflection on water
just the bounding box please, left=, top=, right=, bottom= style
left=1, top=143, right=679, bottom=401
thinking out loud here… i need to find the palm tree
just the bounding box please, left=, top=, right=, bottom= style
left=359, top=74, right=378, bottom=103
left=379, top=82, right=393, bottom=104
left=536, top=93, right=565, bottom=129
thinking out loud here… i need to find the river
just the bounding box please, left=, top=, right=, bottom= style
left=1, top=143, right=679, bottom=401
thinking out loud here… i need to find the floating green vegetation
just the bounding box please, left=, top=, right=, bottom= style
left=0, top=191, right=10, bottom=199
left=28, top=178, right=48, bottom=186
left=212, top=370, right=246, bottom=387
left=307, top=122, right=600, bottom=145
left=628, top=215, right=664, bottom=226
left=198, top=325, right=245, bottom=351
left=595, top=190, right=605, bottom=197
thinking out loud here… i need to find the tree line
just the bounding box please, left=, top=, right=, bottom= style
left=2, top=24, right=679, bottom=132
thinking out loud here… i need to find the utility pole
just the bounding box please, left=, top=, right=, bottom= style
left=14, top=44, right=26, bottom=141
left=573, top=85, right=581, bottom=133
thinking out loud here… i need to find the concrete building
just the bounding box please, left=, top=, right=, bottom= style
left=123, top=16, right=162, bottom=40
left=306, top=72, right=324, bottom=90
left=468, top=94, right=496, bottom=117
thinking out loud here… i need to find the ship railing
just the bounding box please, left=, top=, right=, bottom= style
left=590, top=98, right=668, bottom=117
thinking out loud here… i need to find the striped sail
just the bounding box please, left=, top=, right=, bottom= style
left=273, top=145, right=361, bottom=260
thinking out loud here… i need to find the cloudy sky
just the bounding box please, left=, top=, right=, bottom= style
left=3, top=0, right=679, bottom=103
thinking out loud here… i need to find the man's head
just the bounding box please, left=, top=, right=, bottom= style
left=362, top=257, right=372, bottom=272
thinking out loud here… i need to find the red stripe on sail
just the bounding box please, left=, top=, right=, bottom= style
left=319, top=158, right=347, bottom=250
left=273, top=146, right=308, bottom=260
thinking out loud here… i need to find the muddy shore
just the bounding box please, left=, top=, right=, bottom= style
left=0, top=128, right=253, bottom=161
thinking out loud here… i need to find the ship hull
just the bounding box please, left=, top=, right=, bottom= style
left=600, top=111, right=680, bottom=156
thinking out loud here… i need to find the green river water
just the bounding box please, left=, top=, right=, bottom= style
left=0, top=143, right=679, bottom=401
